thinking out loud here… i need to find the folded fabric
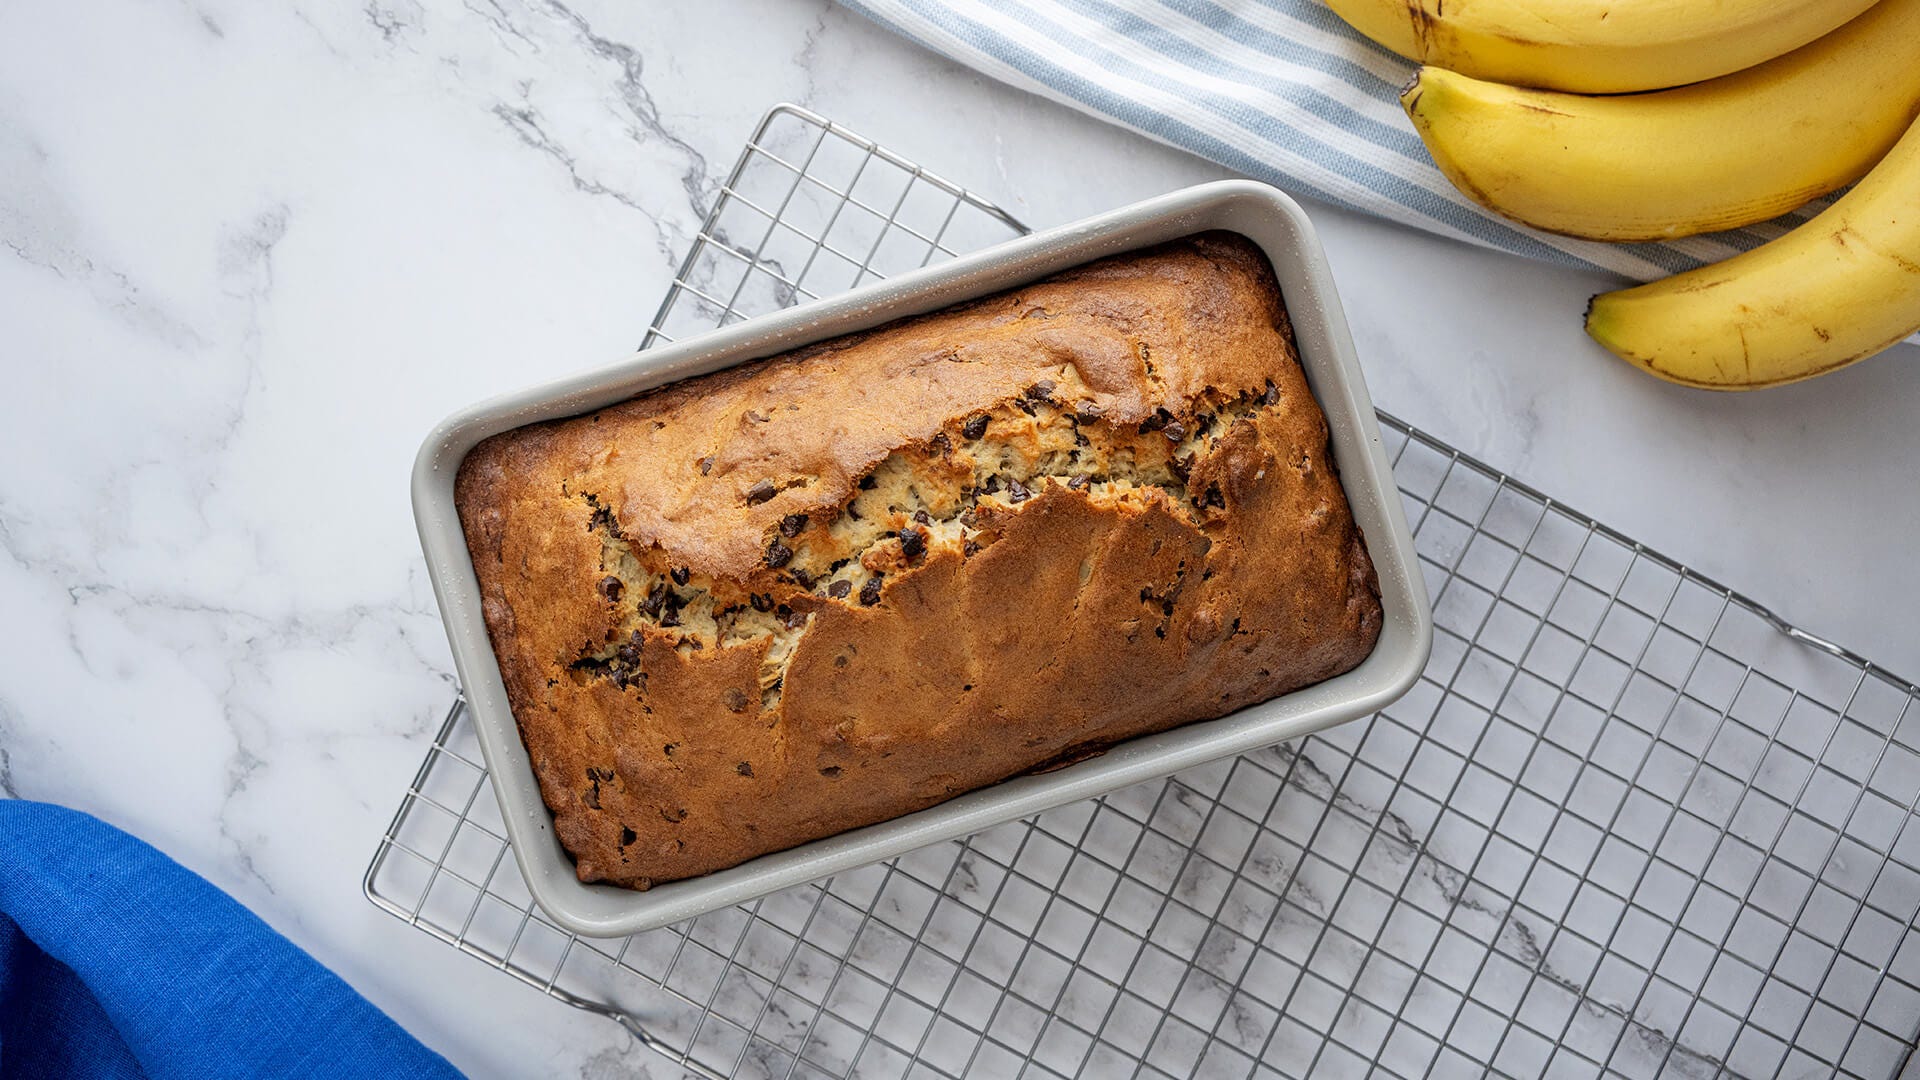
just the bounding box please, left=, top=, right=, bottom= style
left=835, top=0, right=1839, bottom=282
left=0, top=800, right=458, bottom=1080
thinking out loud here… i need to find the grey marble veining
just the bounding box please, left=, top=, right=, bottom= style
left=4, top=1, right=1919, bottom=1077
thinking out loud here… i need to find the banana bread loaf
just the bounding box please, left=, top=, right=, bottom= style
left=456, top=232, right=1382, bottom=890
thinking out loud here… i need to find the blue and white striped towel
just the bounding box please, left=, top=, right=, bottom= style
left=838, top=0, right=1838, bottom=282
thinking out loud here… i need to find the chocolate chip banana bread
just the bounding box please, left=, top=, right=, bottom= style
left=456, top=232, right=1382, bottom=889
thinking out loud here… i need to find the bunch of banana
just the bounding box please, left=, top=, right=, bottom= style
left=1323, top=0, right=1920, bottom=389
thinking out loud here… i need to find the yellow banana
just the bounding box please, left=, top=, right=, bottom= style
left=1400, top=0, right=1920, bottom=242
left=1585, top=114, right=1920, bottom=390
left=1326, top=0, right=1879, bottom=93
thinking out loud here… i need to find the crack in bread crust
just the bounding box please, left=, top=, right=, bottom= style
left=453, top=232, right=1384, bottom=890
left=568, top=382, right=1289, bottom=712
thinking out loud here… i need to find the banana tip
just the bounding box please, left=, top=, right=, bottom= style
left=1582, top=295, right=1635, bottom=362
left=1398, top=68, right=1426, bottom=108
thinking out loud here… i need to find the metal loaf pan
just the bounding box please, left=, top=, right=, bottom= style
left=412, top=180, right=1434, bottom=937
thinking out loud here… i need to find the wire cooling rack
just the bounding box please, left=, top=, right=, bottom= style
left=366, top=104, right=1920, bottom=1079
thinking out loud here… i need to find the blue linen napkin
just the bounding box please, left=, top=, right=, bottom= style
left=835, top=0, right=1839, bottom=282
left=0, top=800, right=458, bottom=1080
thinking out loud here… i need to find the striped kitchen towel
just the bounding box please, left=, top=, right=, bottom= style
left=837, top=0, right=1837, bottom=282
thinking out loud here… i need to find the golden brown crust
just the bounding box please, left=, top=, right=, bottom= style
left=455, top=233, right=1382, bottom=889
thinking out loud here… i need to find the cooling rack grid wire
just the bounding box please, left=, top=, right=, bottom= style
left=366, top=104, right=1920, bottom=1080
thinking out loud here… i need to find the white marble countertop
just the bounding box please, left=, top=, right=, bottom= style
left=2, top=1, right=1916, bottom=1076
